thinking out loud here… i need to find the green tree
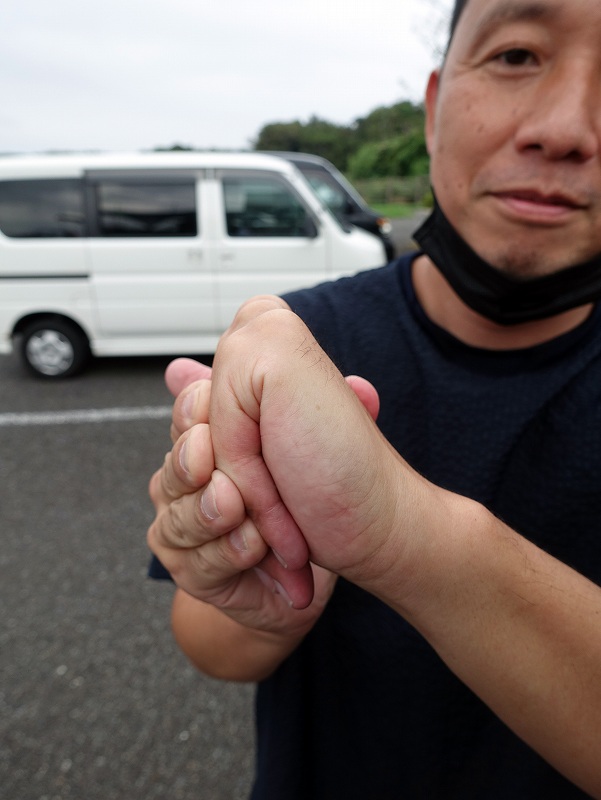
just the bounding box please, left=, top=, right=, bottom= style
left=253, top=116, right=354, bottom=170
left=253, top=100, right=429, bottom=177
left=353, top=101, right=425, bottom=145
left=347, top=130, right=429, bottom=180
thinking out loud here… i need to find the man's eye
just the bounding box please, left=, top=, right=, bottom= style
left=496, top=48, right=536, bottom=66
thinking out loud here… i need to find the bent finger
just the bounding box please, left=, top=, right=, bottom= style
left=155, top=517, right=270, bottom=599
left=254, top=550, right=315, bottom=609
left=165, top=358, right=212, bottom=397
left=150, top=424, right=215, bottom=511
left=170, top=379, right=212, bottom=441
left=149, top=468, right=247, bottom=552
left=228, top=295, right=291, bottom=334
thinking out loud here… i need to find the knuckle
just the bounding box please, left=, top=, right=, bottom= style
left=150, top=493, right=199, bottom=552
left=146, top=520, right=158, bottom=553
left=189, top=544, right=222, bottom=585
left=148, top=468, right=162, bottom=506
left=228, top=295, right=287, bottom=333
left=188, top=534, right=258, bottom=590
left=168, top=494, right=198, bottom=546
left=157, top=451, right=181, bottom=501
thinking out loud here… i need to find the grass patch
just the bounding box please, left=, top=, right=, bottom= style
left=371, top=202, right=417, bottom=219
left=351, top=174, right=432, bottom=210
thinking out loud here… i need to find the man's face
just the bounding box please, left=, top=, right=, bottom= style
left=426, top=0, right=601, bottom=278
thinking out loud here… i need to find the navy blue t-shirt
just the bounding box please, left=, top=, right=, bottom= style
left=248, top=253, right=601, bottom=799
left=149, top=252, right=601, bottom=797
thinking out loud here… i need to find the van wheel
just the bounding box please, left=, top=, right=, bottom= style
left=20, top=319, right=90, bottom=378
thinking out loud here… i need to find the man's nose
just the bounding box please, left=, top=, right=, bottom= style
left=514, top=64, right=600, bottom=162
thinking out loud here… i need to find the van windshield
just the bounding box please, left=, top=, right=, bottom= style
left=296, top=169, right=353, bottom=232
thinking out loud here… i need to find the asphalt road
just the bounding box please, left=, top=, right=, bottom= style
left=0, top=211, right=427, bottom=800
left=390, top=208, right=429, bottom=254
left=1, top=353, right=256, bottom=800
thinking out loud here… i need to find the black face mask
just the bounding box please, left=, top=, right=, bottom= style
left=413, top=200, right=601, bottom=325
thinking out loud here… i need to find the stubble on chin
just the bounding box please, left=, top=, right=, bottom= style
left=492, top=244, right=554, bottom=281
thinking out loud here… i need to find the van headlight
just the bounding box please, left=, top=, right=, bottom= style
left=377, top=217, right=392, bottom=236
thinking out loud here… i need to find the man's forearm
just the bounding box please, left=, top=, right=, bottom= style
left=372, top=484, right=601, bottom=798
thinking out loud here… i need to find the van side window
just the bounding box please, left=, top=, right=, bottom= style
left=94, top=181, right=197, bottom=237
left=223, top=176, right=312, bottom=237
left=0, top=179, right=86, bottom=238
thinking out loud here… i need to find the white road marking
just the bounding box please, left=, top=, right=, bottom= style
left=0, top=406, right=173, bottom=427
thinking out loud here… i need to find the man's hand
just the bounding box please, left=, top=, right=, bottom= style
left=150, top=347, right=383, bottom=608
left=149, top=359, right=317, bottom=617
left=206, top=296, right=423, bottom=595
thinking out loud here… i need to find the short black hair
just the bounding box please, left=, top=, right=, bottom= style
left=449, top=0, right=469, bottom=43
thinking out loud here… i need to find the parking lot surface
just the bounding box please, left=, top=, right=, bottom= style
left=1, top=354, right=255, bottom=800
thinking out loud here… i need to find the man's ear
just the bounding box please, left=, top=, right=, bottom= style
left=424, top=70, right=441, bottom=156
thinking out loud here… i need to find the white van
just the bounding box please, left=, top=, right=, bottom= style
left=0, top=151, right=385, bottom=378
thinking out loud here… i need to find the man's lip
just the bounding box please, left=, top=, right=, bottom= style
left=488, top=189, right=591, bottom=224
left=492, top=189, right=585, bottom=209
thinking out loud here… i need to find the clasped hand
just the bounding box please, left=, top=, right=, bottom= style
left=148, top=296, right=413, bottom=634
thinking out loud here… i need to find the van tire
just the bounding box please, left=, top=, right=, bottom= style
left=20, top=319, right=90, bottom=378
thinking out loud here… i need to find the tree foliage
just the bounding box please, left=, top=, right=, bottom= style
left=353, top=101, right=426, bottom=146
left=348, top=130, right=429, bottom=179
left=254, top=116, right=355, bottom=170
left=253, top=101, right=428, bottom=179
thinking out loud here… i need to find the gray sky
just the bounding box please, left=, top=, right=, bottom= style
left=2, top=0, right=452, bottom=154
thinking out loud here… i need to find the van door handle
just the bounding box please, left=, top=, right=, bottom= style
left=187, top=249, right=203, bottom=262
left=220, top=252, right=235, bottom=264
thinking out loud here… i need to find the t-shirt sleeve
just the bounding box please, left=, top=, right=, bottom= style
left=148, top=554, right=173, bottom=580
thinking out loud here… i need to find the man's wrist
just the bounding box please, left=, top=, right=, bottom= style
left=356, top=465, right=487, bottom=632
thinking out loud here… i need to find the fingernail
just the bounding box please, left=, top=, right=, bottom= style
left=253, top=569, right=293, bottom=607
left=200, top=481, right=220, bottom=520
left=273, top=580, right=293, bottom=607
left=254, top=567, right=274, bottom=589
left=229, top=526, right=248, bottom=552
left=180, top=390, right=195, bottom=424
left=178, top=438, right=190, bottom=478
left=273, top=549, right=288, bottom=569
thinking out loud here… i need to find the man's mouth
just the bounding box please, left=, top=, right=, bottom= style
left=508, top=189, right=581, bottom=207
left=491, top=189, right=586, bottom=220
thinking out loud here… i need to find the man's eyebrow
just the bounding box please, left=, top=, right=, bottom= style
left=471, top=1, right=559, bottom=44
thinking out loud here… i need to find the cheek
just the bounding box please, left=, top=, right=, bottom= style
left=429, top=136, right=471, bottom=204
left=430, top=90, right=510, bottom=201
